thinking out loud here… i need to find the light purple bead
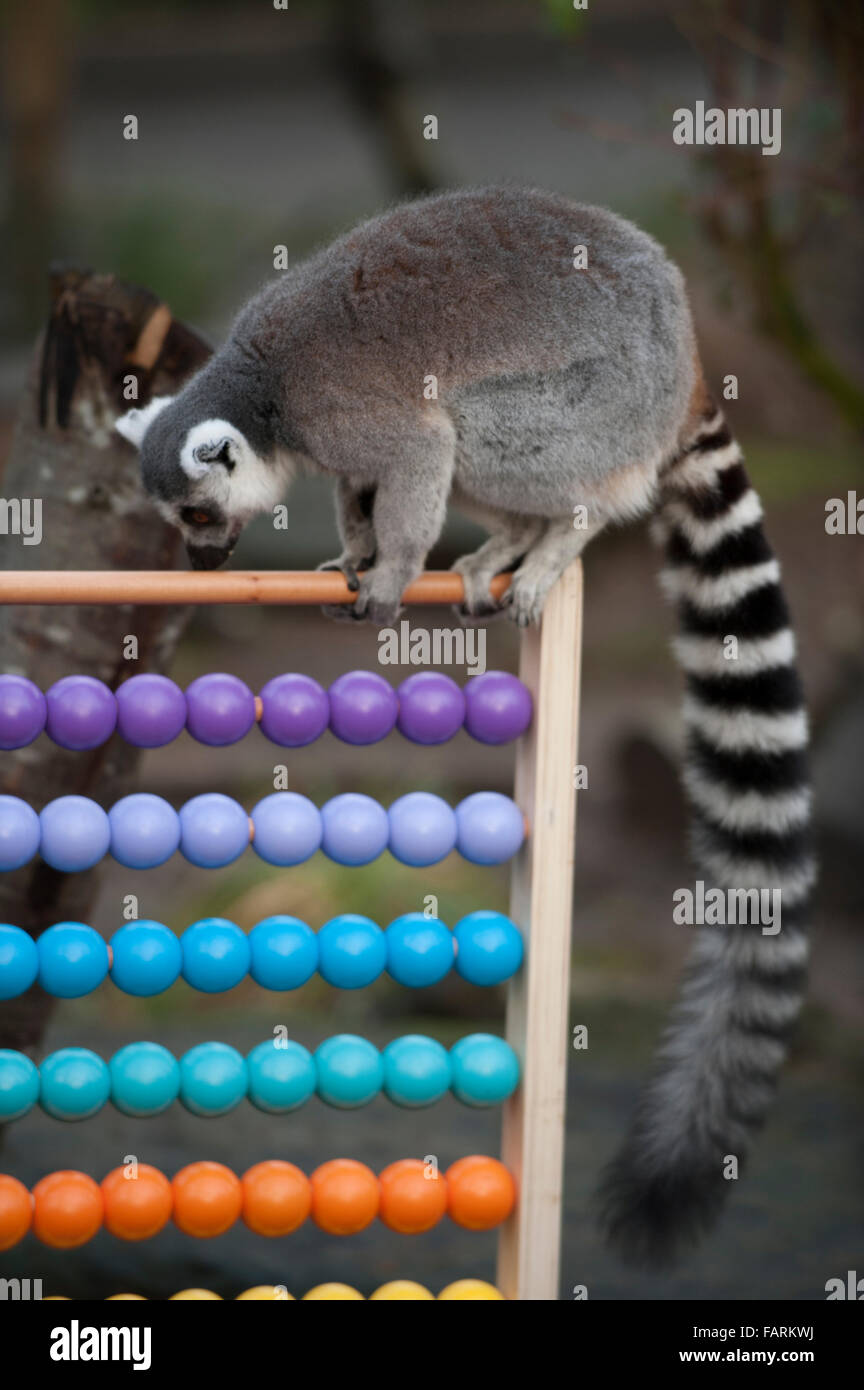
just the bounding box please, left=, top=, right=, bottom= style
left=0, top=795, right=41, bottom=870
left=40, top=796, right=111, bottom=872
left=179, top=793, right=250, bottom=868
left=45, top=676, right=117, bottom=751
left=251, top=792, right=323, bottom=866
left=396, top=672, right=466, bottom=745
left=116, top=674, right=187, bottom=747
left=388, top=792, right=458, bottom=866
left=455, top=791, right=525, bottom=865
left=185, top=673, right=255, bottom=746
left=320, top=793, right=389, bottom=866
left=328, top=671, right=398, bottom=745
left=109, top=793, right=181, bottom=869
left=258, top=674, right=329, bottom=747
left=464, top=671, right=533, bottom=745
left=0, top=676, right=47, bottom=750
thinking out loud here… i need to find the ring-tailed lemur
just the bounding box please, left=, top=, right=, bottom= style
left=116, top=187, right=814, bottom=1264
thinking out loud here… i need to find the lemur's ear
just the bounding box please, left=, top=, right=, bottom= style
left=193, top=438, right=235, bottom=470
left=114, top=395, right=176, bottom=449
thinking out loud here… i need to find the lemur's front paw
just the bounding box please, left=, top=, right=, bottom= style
left=318, top=553, right=376, bottom=622
left=451, top=558, right=508, bottom=625
left=351, top=571, right=402, bottom=628
left=504, top=576, right=547, bottom=628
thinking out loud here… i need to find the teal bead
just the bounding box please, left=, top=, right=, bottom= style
left=449, top=1033, right=520, bottom=1107
left=246, top=1039, right=316, bottom=1113
left=0, top=1049, right=40, bottom=1120
left=39, top=1047, right=111, bottom=1120
left=179, top=1041, right=248, bottom=1116
left=314, top=1034, right=383, bottom=1108
left=109, top=1041, right=180, bottom=1118
left=381, top=1035, right=452, bottom=1108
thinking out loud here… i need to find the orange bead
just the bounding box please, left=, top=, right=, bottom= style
left=445, top=1156, right=515, bottom=1231
left=241, top=1160, right=311, bottom=1237
left=33, top=1170, right=103, bottom=1248
left=172, top=1161, right=242, bottom=1238
left=102, top=1164, right=172, bottom=1241
left=0, top=1174, right=32, bottom=1251
left=310, top=1159, right=379, bottom=1235
left=378, top=1159, right=447, bottom=1234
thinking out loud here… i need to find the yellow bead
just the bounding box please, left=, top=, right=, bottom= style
left=107, top=1294, right=147, bottom=1300
left=236, top=1286, right=295, bottom=1301
left=370, top=1281, right=435, bottom=1301
left=302, top=1283, right=364, bottom=1301
left=438, top=1280, right=505, bottom=1300
left=170, top=1289, right=223, bottom=1300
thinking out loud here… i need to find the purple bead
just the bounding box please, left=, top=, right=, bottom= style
left=116, top=674, right=186, bottom=747
left=185, top=673, right=255, bottom=746
left=250, top=792, right=322, bottom=866
left=328, top=671, right=398, bottom=745
left=40, top=796, right=111, bottom=872
left=109, top=793, right=181, bottom=869
left=45, top=676, right=117, bottom=751
left=396, top=672, right=466, bottom=745
left=0, top=676, right=47, bottom=750
left=259, top=674, right=329, bottom=747
left=0, top=795, right=41, bottom=870
left=179, top=793, right=250, bottom=868
left=464, top=671, right=533, bottom=745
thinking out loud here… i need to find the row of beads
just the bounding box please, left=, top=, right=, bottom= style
left=0, top=669, right=531, bottom=750
left=0, top=911, right=522, bottom=1000
left=0, top=1155, right=516, bottom=1248
left=0, top=1033, right=520, bottom=1121
left=0, top=789, right=524, bottom=872
left=54, top=1280, right=506, bottom=1300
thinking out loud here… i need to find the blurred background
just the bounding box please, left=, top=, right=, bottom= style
left=0, top=0, right=861, bottom=1300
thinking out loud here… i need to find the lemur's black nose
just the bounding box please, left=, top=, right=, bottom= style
left=186, top=542, right=233, bottom=571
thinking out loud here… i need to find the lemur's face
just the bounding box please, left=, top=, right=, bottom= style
left=115, top=397, right=285, bottom=569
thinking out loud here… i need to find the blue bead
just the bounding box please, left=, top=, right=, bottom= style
left=320, top=793, right=388, bottom=866
left=314, top=1034, right=383, bottom=1108
left=246, top=1039, right=316, bottom=1113
left=0, top=1049, right=40, bottom=1120
left=317, top=914, right=386, bottom=989
left=179, top=1041, right=248, bottom=1116
left=39, top=1047, right=111, bottom=1120
left=249, top=916, right=318, bottom=991
left=455, top=792, right=525, bottom=865
left=385, top=913, right=454, bottom=987
left=37, top=922, right=109, bottom=998
left=180, top=918, right=250, bottom=993
left=449, top=1033, right=520, bottom=1107
left=40, top=796, right=110, bottom=872
left=387, top=792, right=457, bottom=867
left=453, top=910, right=523, bottom=986
left=250, top=792, right=322, bottom=867
left=0, top=795, right=41, bottom=871
left=109, top=920, right=182, bottom=997
left=179, top=793, right=250, bottom=868
left=109, top=793, right=181, bottom=869
left=381, top=1035, right=452, bottom=1108
left=0, top=924, right=39, bottom=999
left=109, top=1041, right=180, bottom=1117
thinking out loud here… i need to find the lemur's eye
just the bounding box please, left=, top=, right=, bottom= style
left=182, top=507, right=213, bottom=527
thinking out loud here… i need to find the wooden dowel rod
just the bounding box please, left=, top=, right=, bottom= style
left=0, top=570, right=512, bottom=607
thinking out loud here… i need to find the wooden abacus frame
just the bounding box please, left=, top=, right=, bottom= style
left=0, top=562, right=583, bottom=1302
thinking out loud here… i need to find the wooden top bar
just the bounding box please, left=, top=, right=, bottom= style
left=0, top=570, right=512, bottom=607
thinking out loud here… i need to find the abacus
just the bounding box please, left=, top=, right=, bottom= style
left=0, top=565, right=582, bottom=1301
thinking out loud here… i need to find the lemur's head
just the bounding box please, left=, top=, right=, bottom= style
left=115, top=396, right=287, bottom=569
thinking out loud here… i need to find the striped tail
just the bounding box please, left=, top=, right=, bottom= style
left=598, top=405, right=816, bottom=1265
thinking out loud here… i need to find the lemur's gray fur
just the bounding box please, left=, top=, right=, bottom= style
left=117, top=187, right=814, bottom=1265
